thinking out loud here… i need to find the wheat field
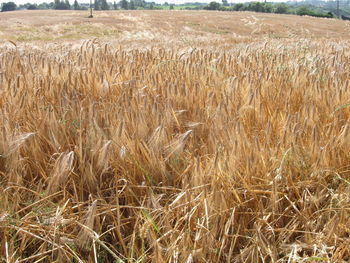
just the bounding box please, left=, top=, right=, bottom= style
left=1, top=10, right=350, bottom=263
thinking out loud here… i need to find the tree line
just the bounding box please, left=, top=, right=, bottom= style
left=1, top=0, right=160, bottom=11
left=203, top=1, right=334, bottom=18
left=0, top=0, right=339, bottom=18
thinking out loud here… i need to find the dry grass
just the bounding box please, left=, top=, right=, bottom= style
left=1, top=11, right=350, bottom=263
left=1, top=10, right=350, bottom=45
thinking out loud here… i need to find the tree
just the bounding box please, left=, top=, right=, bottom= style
left=54, top=0, right=70, bottom=9
left=1, top=1, right=16, bottom=11
left=203, top=1, right=221, bottom=10
left=53, top=0, right=60, bottom=8
left=65, top=0, right=71, bottom=9
left=296, top=6, right=311, bottom=16
left=21, top=3, right=38, bottom=9
left=274, top=3, right=288, bottom=14
left=27, top=3, right=37, bottom=9
left=46, top=2, right=55, bottom=8
left=113, top=1, right=117, bottom=9
left=101, top=0, right=109, bottom=9
left=169, top=4, right=174, bottom=9
left=120, top=0, right=128, bottom=9
left=247, top=2, right=264, bottom=12
left=94, top=0, right=100, bottom=10
left=263, top=3, right=273, bottom=13
left=38, top=2, right=51, bottom=9
left=129, top=0, right=135, bottom=9
left=233, top=3, right=244, bottom=11
left=73, top=0, right=80, bottom=9
left=134, top=0, right=145, bottom=8
left=222, top=0, right=228, bottom=6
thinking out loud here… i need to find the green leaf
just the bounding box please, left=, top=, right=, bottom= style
left=334, top=103, right=350, bottom=114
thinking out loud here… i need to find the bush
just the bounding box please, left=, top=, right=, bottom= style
left=297, top=6, right=312, bottom=16
left=297, top=6, right=333, bottom=18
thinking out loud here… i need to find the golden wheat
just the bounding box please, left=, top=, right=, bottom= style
left=1, top=38, right=350, bottom=262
